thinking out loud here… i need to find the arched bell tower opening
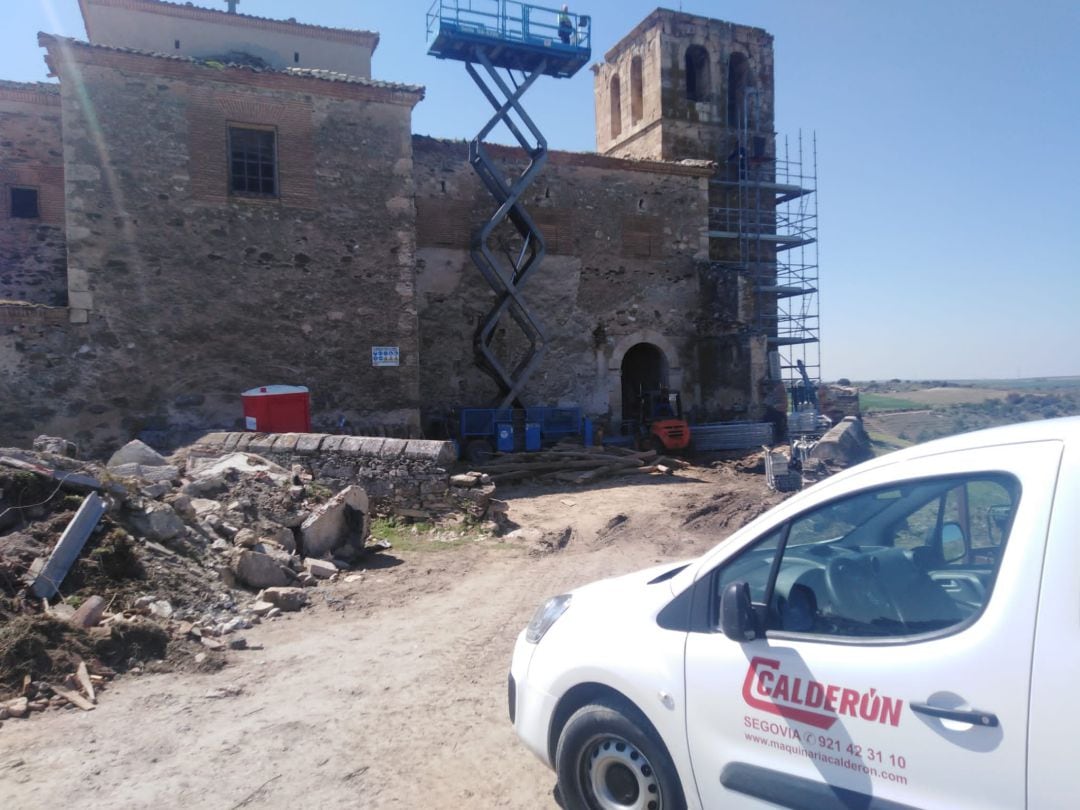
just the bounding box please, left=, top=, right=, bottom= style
left=620, top=342, right=669, bottom=426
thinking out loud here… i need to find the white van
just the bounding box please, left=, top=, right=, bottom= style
left=509, top=416, right=1079, bottom=809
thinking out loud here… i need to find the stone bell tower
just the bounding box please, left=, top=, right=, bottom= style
left=592, top=8, right=775, bottom=164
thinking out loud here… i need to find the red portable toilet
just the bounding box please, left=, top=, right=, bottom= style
left=241, top=385, right=311, bottom=433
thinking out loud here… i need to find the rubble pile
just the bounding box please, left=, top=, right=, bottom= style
left=0, top=434, right=419, bottom=713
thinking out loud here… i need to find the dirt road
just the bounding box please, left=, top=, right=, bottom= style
left=0, top=464, right=781, bottom=809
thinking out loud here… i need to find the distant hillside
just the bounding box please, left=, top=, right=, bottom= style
left=849, top=378, right=1080, bottom=454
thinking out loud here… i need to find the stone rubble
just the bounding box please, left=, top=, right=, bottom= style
left=1, top=430, right=507, bottom=722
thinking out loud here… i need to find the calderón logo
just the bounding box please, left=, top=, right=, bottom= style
left=742, top=657, right=903, bottom=730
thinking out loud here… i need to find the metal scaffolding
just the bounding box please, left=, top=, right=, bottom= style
left=708, top=89, right=820, bottom=395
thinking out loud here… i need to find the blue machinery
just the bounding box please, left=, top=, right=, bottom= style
left=427, top=1, right=591, bottom=411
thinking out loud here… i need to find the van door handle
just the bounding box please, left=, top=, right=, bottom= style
left=911, top=702, right=999, bottom=727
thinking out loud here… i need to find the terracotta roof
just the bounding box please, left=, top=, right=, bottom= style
left=38, top=34, right=424, bottom=97
left=78, top=0, right=379, bottom=51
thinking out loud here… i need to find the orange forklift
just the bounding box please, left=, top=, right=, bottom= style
left=634, top=387, right=691, bottom=453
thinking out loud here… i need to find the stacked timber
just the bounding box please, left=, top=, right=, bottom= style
left=475, top=443, right=689, bottom=485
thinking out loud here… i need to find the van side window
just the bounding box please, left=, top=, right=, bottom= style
left=714, top=474, right=1019, bottom=640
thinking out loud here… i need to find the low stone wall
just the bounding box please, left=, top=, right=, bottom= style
left=193, top=432, right=493, bottom=519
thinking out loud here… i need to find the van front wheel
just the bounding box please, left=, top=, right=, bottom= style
left=555, top=697, right=685, bottom=810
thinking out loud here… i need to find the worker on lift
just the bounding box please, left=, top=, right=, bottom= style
left=558, top=5, right=573, bottom=44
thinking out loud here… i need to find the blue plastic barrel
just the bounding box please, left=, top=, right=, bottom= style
left=525, top=422, right=541, bottom=451
left=496, top=423, right=514, bottom=453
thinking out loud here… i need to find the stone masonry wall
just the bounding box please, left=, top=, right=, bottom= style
left=193, top=432, right=490, bottom=518
left=0, top=40, right=424, bottom=455
left=409, top=136, right=761, bottom=429
left=0, top=81, right=68, bottom=305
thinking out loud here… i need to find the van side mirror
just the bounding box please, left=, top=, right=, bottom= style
left=941, top=522, right=967, bottom=563
left=720, top=581, right=758, bottom=641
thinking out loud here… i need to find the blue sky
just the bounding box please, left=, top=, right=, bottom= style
left=5, top=1, right=1079, bottom=381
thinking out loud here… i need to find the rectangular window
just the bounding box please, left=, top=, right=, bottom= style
left=10, top=187, right=40, bottom=219
left=228, top=126, right=278, bottom=197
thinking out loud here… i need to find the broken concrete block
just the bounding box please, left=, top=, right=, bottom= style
left=108, top=440, right=168, bottom=470
left=233, top=528, right=258, bottom=548
left=109, top=463, right=180, bottom=483
left=5, top=697, right=29, bottom=718
left=190, top=498, right=222, bottom=518
left=70, top=595, right=107, bottom=628
left=300, top=485, right=370, bottom=558
left=189, top=452, right=289, bottom=484
left=234, top=550, right=291, bottom=589
left=127, top=501, right=186, bottom=542
left=249, top=600, right=276, bottom=617
left=182, top=474, right=228, bottom=498
left=259, top=586, right=308, bottom=612
left=304, top=559, right=338, bottom=579
left=809, top=417, right=873, bottom=469
left=33, top=436, right=78, bottom=458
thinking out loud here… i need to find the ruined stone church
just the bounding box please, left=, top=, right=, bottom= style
left=1, top=0, right=811, bottom=454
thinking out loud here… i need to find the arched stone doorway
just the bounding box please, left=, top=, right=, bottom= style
left=620, top=343, right=668, bottom=425
left=608, top=332, right=683, bottom=429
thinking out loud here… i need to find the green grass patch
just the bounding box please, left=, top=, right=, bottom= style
left=370, top=517, right=474, bottom=553
left=859, top=393, right=925, bottom=412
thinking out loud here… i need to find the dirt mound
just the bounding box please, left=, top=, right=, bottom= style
left=0, top=615, right=96, bottom=695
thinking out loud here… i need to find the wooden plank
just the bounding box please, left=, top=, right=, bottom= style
left=47, top=682, right=96, bottom=711
left=76, top=661, right=96, bottom=704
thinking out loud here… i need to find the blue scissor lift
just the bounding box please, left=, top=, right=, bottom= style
left=426, top=1, right=591, bottom=414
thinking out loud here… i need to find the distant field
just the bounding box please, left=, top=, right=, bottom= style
left=893, top=387, right=1007, bottom=406
left=850, top=377, right=1080, bottom=453
left=858, top=394, right=925, bottom=412
left=963, top=376, right=1080, bottom=391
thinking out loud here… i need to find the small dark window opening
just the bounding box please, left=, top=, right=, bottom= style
left=10, top=187, right=39, bottom=219
left=685, top=45, right=710, bottom=102
left=294, top=52, right=300, bottom=63
left=228, top=127, right=278, bottom=197
left=630, top=56, right=644, bottom=123
left=727, top=53, right=750, bottom=126
left=610, top=75, right=622, bottom=138
left=174, top=39, right=181, bottom=49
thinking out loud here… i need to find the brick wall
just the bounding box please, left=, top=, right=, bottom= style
left=0, top=82, right=68, bottom=305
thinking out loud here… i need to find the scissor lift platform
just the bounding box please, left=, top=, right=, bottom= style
left=427, top=0, right=591, bottom=78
